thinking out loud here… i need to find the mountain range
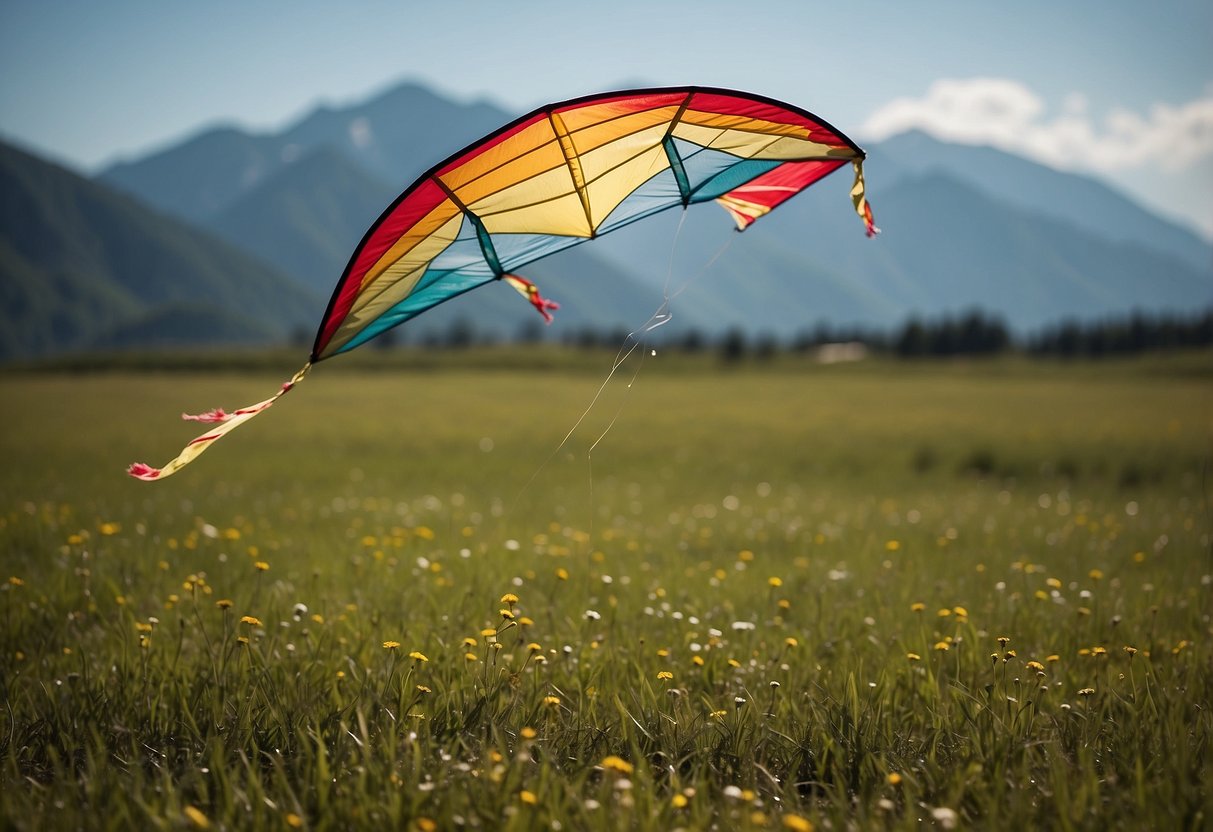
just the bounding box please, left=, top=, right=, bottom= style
left=2, top=80, right=1209, bottom=360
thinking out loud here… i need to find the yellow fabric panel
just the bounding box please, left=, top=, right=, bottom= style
left=560, top=105, right=682, bottom=155
left=555, top=100, right=681, bottom=133
left=439, top=119, right=557, bottom=192
left=671, top=122, right=850, bottom=161
left=361, top=199, right=461, bottom=289
left=334, top=212, right=465, bottom=352
left=549, top=111, right=592, bottom=231
left=445, top=139, right=568, bottom=207
left=577, top=122, right=670, bottom=182
left=679, top=108, right=811, bottom=140
left=446, top=108, right=678, bottom=208
left=478, top=190, right=594, bottom=237
left=583, top=143, right=671, bottom=228
left=468, top=163, right=576, bottom=215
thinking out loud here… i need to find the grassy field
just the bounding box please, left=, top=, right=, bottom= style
left=1, top=351, right=1211, bottom=830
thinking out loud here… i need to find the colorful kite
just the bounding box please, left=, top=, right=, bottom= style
left=129, top=86, right=877, bottom=480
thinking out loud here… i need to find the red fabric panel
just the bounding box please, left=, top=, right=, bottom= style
left=727, top=158, right=849, bottom=227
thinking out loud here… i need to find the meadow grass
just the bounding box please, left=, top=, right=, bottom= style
left=1, top=351, right=1210, bottom=830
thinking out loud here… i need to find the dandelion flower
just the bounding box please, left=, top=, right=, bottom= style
left=543, top=695, right=561, bottom=707
left=240, top=616, right=262, bottom=627
left=783, top=814, right=814, bottom=831
left=906, top=652, right=921, bottom=661
left=408, top=650, right=429, bottom=662
left=383, top=641, right=400, bottom=650
left=692, top=655, right=705, bottom=666
left=527, top=642, right=542, bottom=653
left=520, top=726, right=537, bottom=739
left=183, top=805, right=210, bottom=829
left=1026, top=660, right=1045, bottom=672
left=254, top=561, right=270, bottom=572
left=1123, top=645, right=1138, bottom=656
left=519, top=790, right=538, bottom=805
left=1078, top=687, right=1095, bottom=697
left=910, top=602, right=925, bottom=613
left=657, top=670, right=674, bottom=681
left=934, top=641, right=950, bottom=652
left=415, top=684, right=431, bottom=694
left=215, top=599, right=232, bottom=610
left=601, top=755, right=634, bottom=775
left=501, top=593, right=519, bottom=606
left=672, top=794, right=688, bottom=809
left=768, top=577, right=783, bottom=588
left=784, top=637, right=799, bottom=648
left=555, top=567, right=569, bottom=580
left=886, top=772, right=903, bottom=785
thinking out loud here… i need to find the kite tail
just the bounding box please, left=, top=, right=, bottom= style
left=503, top=274, right=560, bottom=323
left=851, top=160, right=880, bottom=238
left=127, top=363, right=311, bottom=481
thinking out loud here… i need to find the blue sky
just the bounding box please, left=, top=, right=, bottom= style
left=2, top=0, right=1211, bottom=237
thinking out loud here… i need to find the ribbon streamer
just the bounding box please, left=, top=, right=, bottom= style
left=127, top=364, right=311, bottom=481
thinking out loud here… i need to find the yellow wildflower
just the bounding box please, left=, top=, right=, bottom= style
left=408, top=650, right=429, bottom=662
left=383, top=641, right=400, bottom=650
left=601, top=755, right=634, bottom=775
left=183, top=805, right=210, bottom=829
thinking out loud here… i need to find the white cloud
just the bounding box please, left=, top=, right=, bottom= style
left=861, top=77, right=1213, bottom=174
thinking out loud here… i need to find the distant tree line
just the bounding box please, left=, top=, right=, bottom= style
left=358, top=308, right=1213, bottom=360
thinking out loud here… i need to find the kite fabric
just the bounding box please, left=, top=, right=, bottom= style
left=129, top=86, right=877, bottom=481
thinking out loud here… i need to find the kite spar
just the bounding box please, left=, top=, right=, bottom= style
left=129, top=86, right=877, bottom=480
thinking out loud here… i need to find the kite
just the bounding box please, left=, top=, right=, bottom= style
left=129, top=86, right=877, bottom=481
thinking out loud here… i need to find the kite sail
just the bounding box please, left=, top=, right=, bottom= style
left=129, top=86, right=877, bottom=480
